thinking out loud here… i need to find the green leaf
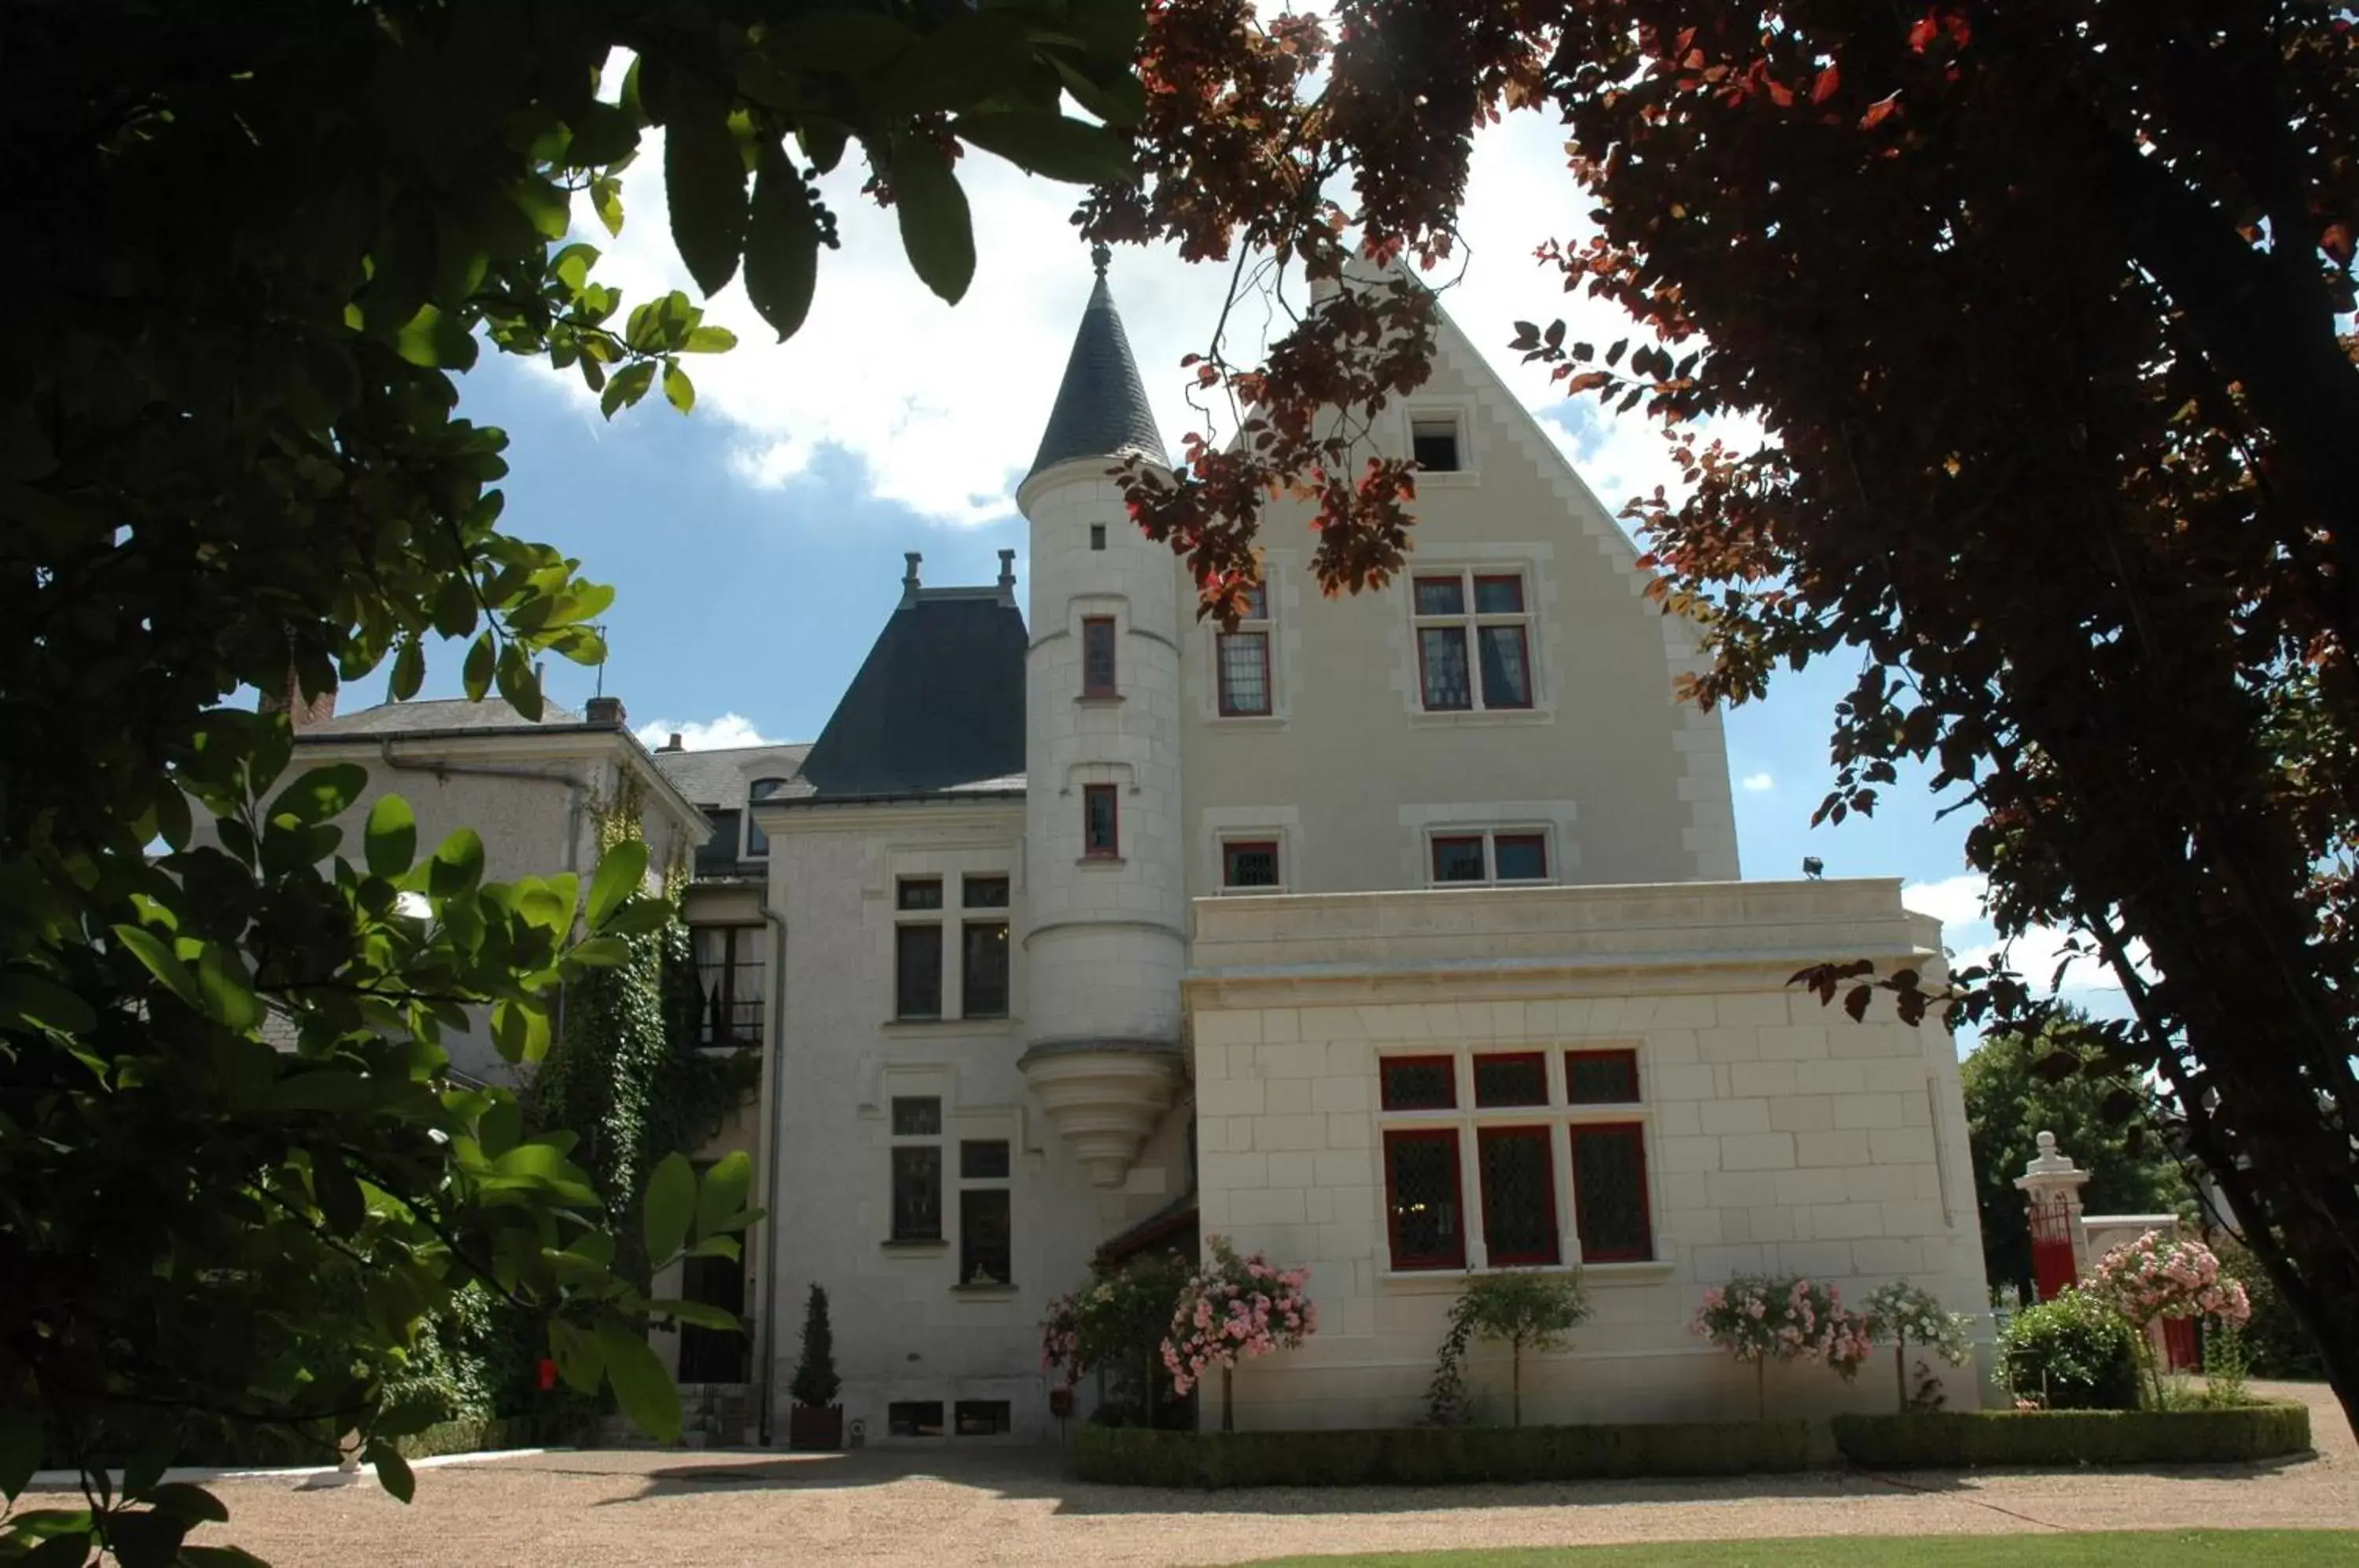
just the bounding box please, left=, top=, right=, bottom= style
left=952, top=111, right=1134, bottom=185
left=597, top=1319, right=681, bottom=1443
left=490, top=999, right=550, bottom=1063
left=388, top=635, right=426, bottom=701
left=682, top=325, right=736, bottom=352
left=112, top=924, right=201, bottom=1010
left=430, top=575, right=477, bottom=639
left=697, top=1149, right=753, bottom=1240
left=662, top=361, right=694, bottom=414
left=663, top=68, right=749, bottom=297
left=598, top=360, right=656, bottom=419
left=565, top=935, right=629, bottom=968
left=0, top=1406, right=42, bottom=1500
left=1047, top=50, right=1148, bottom=128
left=427, top=828, right=485, bottom=898
left=685, top=1235, right=741, bottom=1261
left=494, top=641, right=543, bottom=721
left=18, top=1530, right=94, bottom=1566
left=745, top=145, right=819, bottom=342
left=311, top=1147, right=366, bottom=1235
left=366, top=794, right=418, bottom=878
left=268, top=1069, right=396, bottom=1114
left=392, top=303, right=478, bottom=370
left=367, top=1440, right=415, bottom=1504
left=771, top=9, right=910, bottom=72
left=0, top=972, right=98, bottom=1036
left=268, top=763, right=367, bottom=825
left=646, top=1298, right=741, bottom=1332
left=591, top=175, right=625, bottom=237
left=599, top=897, right=675, bottom=937
left=461, top=632, right=495, bottom=701
left=549, top=1318, right=605, bottom=1395
left=152, top=779, right=193, bottom=850
left=195, top=942, right=261, bottom=1030
left=892, top=138, right=975, bottom=304
left=587, top=839, right=649, bottom=929
left=144, top=1482, right=228, bottom=1523
left=643, top=1151, right=696, bottom=1261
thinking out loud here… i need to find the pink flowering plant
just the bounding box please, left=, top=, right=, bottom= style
left=1690, top=1275, right=1875, bottom=1416
left=2084, top=1230, right=2251, bottom=1407
left=1161, top=1235, right=1317, bottom=1430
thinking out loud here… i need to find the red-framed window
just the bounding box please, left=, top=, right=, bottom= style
left=1081, top=783, right=1120, bottom=858
left=1379, top=1055, right=1457, bottom=1111
left=1478, top=1126, right=1560, bottom=1265
left=1569, top=1122, right=1653, bottom=1261
left=1473, top=1051, right=1547, bottom=1108
left=1566, top=1048, right=1641, bottom=1105
left=1383, top=1128, right=1466, bottom=1270
left=1221, top=839, right=1281, bottom=890
left=1081, top=616, right=1117, bottom=698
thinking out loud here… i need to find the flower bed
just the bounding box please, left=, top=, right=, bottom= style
left=1831, top=1403, right=2311, bottom=1468
left=1073, top=1418, right=1812, bottom=1489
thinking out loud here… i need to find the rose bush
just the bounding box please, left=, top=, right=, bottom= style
left=1691, top=1275, right=1874, bottom=1416
left=1161, top=1236, right=1316, bottom=1430
left=1863, top=1281, right=1977, bottom=1413
left=2085, top=1231, right=2252, bottom=1407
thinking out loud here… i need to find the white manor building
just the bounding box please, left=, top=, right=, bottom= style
left=283, top=256, right=1989, bottom=1444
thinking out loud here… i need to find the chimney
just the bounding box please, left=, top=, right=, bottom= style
left=259, top=663, right=337, bottom=731
left=997, top=548, right=1017, bottom=605
left=900, top=550, right=923, bottom=605
left=663, top=732, right=685, bottom=752
left=585, top=695, right=626, bottom=729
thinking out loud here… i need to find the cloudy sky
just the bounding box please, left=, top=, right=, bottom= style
left=340, top=96, right=2127, bottom=1036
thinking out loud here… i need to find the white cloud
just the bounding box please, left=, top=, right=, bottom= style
left=1902, top=873, right=2146, bottom=998
left=635, top=713, right=776, bottom=752
left=1740, top=771, right=1775, bottom=792
left=544, top=85, right=1741, bottom=529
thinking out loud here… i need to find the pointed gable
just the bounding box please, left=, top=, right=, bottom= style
left=1027, top=246, right=1167, bottom=480
left=797, top=591, right=1028, bottom=799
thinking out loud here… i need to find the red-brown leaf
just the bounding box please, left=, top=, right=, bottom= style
left=1812, top=63, right=1841, bottom=104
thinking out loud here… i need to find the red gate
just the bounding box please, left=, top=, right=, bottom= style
left=2028, top=1195, right=2079, bottom=1301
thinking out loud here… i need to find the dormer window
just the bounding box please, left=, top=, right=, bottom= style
left=744, top=777, right=789, bottom=857
left=1411, top=415, right=1463, bottom=473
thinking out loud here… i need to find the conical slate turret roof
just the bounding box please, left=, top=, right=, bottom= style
left=1025, top=245, right=1168, bottom=480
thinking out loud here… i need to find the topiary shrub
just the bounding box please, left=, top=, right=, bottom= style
left=790, top=1283, right=840, bottom=1409
left=1451, top=1271, right=1593, bottom=1426
left=2000, top=1290, right=2140, bottom=1410
left=1073, top=1418, right=1812, bottom=1488
left=1831, top=1402, right=2311, bottom=1467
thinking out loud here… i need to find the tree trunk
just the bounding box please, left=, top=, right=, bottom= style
left=1755, top=1356, right=1765, bottom=1421
left=1221, top=1366, right=1233, bottom=1433
left=1895, top=1340, right=1908, bottom=1415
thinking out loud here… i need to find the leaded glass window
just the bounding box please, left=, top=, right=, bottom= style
left=1566, top=1050, right=1641, bottom=1105
left=1570, top=1124, right=1651, bottom=1261
left=1474, top=1052, right=1547, bottom=1108
left=1478, top=1126, right=1560, bottom=1265
left=1383, top=1128, right=1464, bottom=1270
left=1380, top=1056, right=1456, bottom=1111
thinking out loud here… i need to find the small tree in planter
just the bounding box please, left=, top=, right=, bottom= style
left=2085, top=1230, right=2251, bottom=1408
left=1863, top=1282, right=1976, bottom=1413
left=788, top=1283, right=842, bottom=1449
left=1452, top=1271, right=1592, bottom=1427
left=1691, top=1275, right=1874, bottom=1417
left=1161, top=1235, right=1316, bottom=1431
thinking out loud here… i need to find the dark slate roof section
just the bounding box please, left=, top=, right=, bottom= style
left=302, top=697, right=582, bottom=736
left=1025, top=260, right=1168, bottom=481
left=649, top=743, right=813, bottom=811
left=796, top=591, right=1029, bottom=799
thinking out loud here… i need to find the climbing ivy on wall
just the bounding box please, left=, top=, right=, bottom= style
left=528, top=775, right=760, bottom=1274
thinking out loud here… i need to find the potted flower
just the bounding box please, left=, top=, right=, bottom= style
left=788, top=1283, right=843, bottom=1449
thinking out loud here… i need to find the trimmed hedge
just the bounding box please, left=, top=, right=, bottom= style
left=1831, top=1403, right=2312, bottom=1468
left=395, top=1414, right=583, bottom=1460
left=1073, top=1419, right=1812, bottom=1489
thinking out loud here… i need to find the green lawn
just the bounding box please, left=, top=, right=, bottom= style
left=1250, top=1532, right=2359, bottom=1567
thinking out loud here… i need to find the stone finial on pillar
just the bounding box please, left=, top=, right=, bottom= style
left=2014, top=1131, right=2092, bottom=1301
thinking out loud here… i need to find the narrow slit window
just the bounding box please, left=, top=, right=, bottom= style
left=1082, top=783, right=1120, bottom=858
left=1216, top=582, right=1273, bottom=716
left=1088, top=524, right=1106, bottom=550
left=1081, top=616, right=1117, bottom=698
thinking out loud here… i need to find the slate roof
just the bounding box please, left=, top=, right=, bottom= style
left=1025, top=253, right=1168, bottom=481
left=794, top=589, right=1029, bottom=800
left=302, top=697, right=583, bottom=735
left=649, top=742, right=813, bottom=810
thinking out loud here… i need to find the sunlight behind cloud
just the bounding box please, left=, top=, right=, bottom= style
left=1741, top=771, right=1775, bottom=792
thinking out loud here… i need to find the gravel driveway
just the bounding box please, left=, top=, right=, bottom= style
left=50, top=1382, right=2358, bottom=1566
